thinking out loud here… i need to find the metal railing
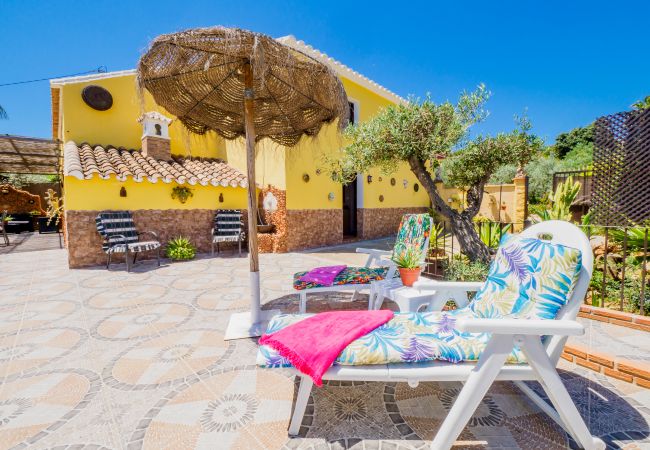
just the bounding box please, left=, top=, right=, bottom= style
left=424, top=220, right=648, bottom=315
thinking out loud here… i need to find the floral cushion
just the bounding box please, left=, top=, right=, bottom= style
left=293, top=267, right=388, bottom=290
left=469, top=234, right=582, bottom=320
left=391, top=214, right=432, bottom=260
left=260, top=235, right=583, bottom=368
left=256, top=309, right=526, bottom=367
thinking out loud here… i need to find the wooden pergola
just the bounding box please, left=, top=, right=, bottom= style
left=0, top=135, right=60, bottom=174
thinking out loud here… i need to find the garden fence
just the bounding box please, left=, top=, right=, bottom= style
left=424, top=220, right=648, bottom=315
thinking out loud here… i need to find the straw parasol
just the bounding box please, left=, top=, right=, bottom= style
left=138, top=27, right=349, bottom=338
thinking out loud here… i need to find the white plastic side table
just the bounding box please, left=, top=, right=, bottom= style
left=371, top=278, right=446, bottom=313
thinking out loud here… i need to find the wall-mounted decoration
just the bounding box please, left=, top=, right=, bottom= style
left=378, top=177, right=383, bottom=182
left=379, top=195, right=384, bottom=202
left=262, top=191, right=278, bottom=212
left=414, top=183, right=419, bottom=192
left=119, top=187, right=127, bottom=197
left=28, top=199, right=35, bottom=204
left=328, top=192, right=335, bottom=201
left=367, top=175, right=373, bottom=183
left=315, top=168, right=322, bottom=175
left=403, top=179, right=408, bottom=189
left=81, top=85, right=113, bottom=111
left=171, top=186, right=193, bottom=204
left=390, top=178, right=396, bottom=186
left=219, top=193, right=224, bottom=203
left=302, top=173, right=310, bottom=183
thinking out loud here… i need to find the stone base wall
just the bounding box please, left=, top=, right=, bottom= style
left=0, top=184, right=45, bottom=214
left=65, top=209, right=250, bottom=268
left=358, top=207, right=430, bottom=240
left=258, top=186, right=288, bottom=253
left=286, top=209, right=343, bottom=251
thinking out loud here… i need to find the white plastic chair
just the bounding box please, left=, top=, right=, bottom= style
left=286, top=221, right=604, bottom=450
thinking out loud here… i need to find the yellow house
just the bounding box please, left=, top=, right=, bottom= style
left=52, top=36, right=431, bottom=268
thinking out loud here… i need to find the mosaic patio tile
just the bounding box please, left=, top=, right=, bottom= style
left=0, top=327, right=86, bottom=380
left=0, top=369, right=99, bottom=449
left=91, top=303, right=193, bottom=340
left=86, top=284, right=168, bottom=309
left=104, top=329, right=234, bottom=390
left=193, top=287, right=249, bottom=312
left=0, top=300, right=78, bottom=335
left=133, top=368, right=294, bottom=450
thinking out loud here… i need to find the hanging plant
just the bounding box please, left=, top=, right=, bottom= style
left=171, top=186, right=193, bottom=204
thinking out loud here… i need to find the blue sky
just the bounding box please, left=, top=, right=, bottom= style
left=1, top=0, right=648, bottom=143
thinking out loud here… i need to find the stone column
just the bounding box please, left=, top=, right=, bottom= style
left=513, top=174, right=528, bottom=232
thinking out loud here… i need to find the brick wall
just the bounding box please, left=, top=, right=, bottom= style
left=562, top=344, right=650, bottom=388
left=286, top=209, right=343, bottom=251
left=65, top=209, right=250, bottom=268
left=578, top=304, right=650, bottom=332
left=358, top=207, right=430, bottom=240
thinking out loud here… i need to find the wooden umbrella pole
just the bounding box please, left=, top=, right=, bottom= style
left=243, top=62, right=261, bottom=324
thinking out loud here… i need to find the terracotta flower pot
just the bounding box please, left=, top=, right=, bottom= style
left=399, top=267, right=421, bottom=287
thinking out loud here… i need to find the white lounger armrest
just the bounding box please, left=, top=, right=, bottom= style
left=455, top=318, right=584, bottom=336
left=412, top=279, right=484, bottom=291
left=355, top=248, right=391, bottom=256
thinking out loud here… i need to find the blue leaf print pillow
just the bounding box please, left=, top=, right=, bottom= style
left=469, top=234, right=582, bottom=320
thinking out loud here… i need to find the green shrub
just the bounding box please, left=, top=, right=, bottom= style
left=165, top=236, right=196, bottom=260
left=444, top=255, right=489, bottom=281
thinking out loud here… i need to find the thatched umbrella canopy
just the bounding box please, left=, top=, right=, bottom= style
left=138, top=27, right=349, bottom=338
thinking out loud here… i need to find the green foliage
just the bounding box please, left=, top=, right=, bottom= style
left=429, top=222, right=448, bottom=246
left=476, top=221, right=511, bottom=248
left=3, top=215, right=14, bottom=222
left=561, top=142, right=593, bottom=169
left=444, top=255, right=489, bottom=281
left=532, top=176, right=581, bottom=222
left=171, top=186, right=193, bottom=204
left=392, top=247, right=424, bottom=269
left=609, top=227, right=649, bottom=251
left=329, top=87, right=491, bottom=182
left=632, top=95, right=650, bottom=110
left=553, top=124, right=594, bottom=158
left=0, top=173, right=57, bottom=189
left=44, top=189, right=63, bottom=226
left=165, top=236, right=196, bottom=260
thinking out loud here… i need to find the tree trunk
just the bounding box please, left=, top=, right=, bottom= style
left=408, top=155, right=491, bottom=263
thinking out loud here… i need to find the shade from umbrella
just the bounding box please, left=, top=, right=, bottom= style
left=138, top=27, right=349, bottom=335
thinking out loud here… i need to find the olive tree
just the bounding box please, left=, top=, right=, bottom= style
left=329, top=86, right=540, bottom=263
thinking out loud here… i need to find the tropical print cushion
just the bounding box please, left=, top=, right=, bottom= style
left=469, top=234, right=582, bottom=320
left=256, top=309, right=526, bottom=368
left=260, top=234, right=583, bottom=368
left=293, top=267, right=388, bottom=290
left=391, top=214, right=433, bottom=261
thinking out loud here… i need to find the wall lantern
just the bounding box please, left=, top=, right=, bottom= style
left=315, top=168, right=322, bottom=175
left=379, top=195, right=384, bottom=202
left=328, top=192, right=335, bottom=201
left=219, top=193, right=224, bottom=203
left=378, top=177, right=383, bottom=182
left=414, top=183, right=419, bottom=192
left=367, top=175, right=372, bottom=184
left=403, top=179, right=408, bottom=189
left=390, top=178, right=396, bottom=186
left=302, top=173, right=310, bottom=183
left=120, top=187, right=127, bottom=197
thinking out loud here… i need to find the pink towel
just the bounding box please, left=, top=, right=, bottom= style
left=259, top=310, right=394, bottom=386
left=299, top=265, right=346, bottom=286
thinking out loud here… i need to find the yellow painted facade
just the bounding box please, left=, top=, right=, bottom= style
left=55, top=70, right=429, bottom=213
left=63, top=177, right=248, bottom=211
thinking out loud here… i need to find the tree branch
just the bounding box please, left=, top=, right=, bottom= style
left=408, top=156, right=457, bottom=218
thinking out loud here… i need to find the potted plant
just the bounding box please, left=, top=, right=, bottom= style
left=392, top=247, right=424, bottom=287
left=165, top=236, right=196, bottom=261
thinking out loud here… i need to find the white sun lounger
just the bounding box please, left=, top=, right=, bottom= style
left=286, top=221, right=604, bottom=450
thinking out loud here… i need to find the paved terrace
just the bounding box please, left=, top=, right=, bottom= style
left=0, top=240, right=648, bottom=450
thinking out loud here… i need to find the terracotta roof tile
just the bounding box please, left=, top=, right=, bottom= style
left=63, top=141, right=248, bottom=187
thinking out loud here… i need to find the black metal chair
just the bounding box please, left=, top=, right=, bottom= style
left=95, top=211, right=161, bottom=271
left=212, top=210, right=245, bottom=256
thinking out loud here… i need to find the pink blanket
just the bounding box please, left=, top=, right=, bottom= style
left=259, top=310, right=394, bottom=386
left=299, top=265, right=346, bottom=286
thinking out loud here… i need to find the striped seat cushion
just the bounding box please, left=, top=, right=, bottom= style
left=213, top=209, right=245, bottom=243
left=108, top=241, right=161, bottom=254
